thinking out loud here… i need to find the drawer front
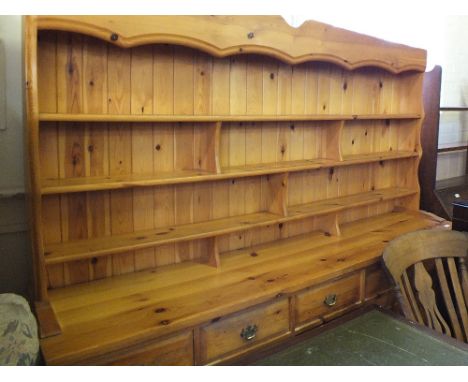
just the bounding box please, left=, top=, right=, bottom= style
left=365, top=265, right=392, bottom=300
left=199, top=299, right=290, bottom=363
left=100, top=331, right=193, bottom=366
left=295, top=272, right=361, bottom=329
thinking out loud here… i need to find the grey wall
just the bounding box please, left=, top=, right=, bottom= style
left=0, top=16, right=32, bottom=299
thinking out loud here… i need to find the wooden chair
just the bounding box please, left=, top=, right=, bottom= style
left=383, top=229, right=468, bottom=342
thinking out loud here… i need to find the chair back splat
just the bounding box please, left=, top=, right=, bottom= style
left=383, top=230, right=468, bottom=342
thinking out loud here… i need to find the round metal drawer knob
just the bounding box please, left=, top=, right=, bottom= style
left=240, top=324, right=258, bottom=341
left=324, top=293, right=337, bottom=307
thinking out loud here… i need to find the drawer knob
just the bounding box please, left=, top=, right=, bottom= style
left=240, top=324, right=258, bottom=341
left=324, top=293, right=337, bottom=307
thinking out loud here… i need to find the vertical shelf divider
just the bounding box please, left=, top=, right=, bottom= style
left=326, top=120, right=344, bottom=162
left=210, top=121, right=222, bottom=174
left=196, top=121, right=223, bottom=174
left=195, top=236, right=221, bottom=268
left=265, top=172, right=289, bottom=217
left=320, top=213, right=341, bottom=237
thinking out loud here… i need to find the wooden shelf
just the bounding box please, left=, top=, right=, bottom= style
left=38, top=113, right=421, bottom=123
left=45, top=211, right=281, bottom=265
left=341, top=150, right=418, bottom=165
left=43, top=187, right=416, bottom=265
left=41, top=169, right=216, bottom=195
left=40, top=151, right=418, bottom=195
left=41, top=210, right=442, bottom=365
left=287, top=188, right=417, bottom=220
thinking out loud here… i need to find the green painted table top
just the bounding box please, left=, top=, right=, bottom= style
left=254, top=310, right=468, bottom=366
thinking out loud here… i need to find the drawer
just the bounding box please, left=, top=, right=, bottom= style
left=295, top=272, right=361, bottom=330
left=97, top=331, right=194, bottom=366
left=199, top=299, right=290, bottom=364
left=365, top=265, right=392, bottom=300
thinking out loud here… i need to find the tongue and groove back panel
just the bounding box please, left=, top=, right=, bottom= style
left=28, top=16, right=425, bottom=294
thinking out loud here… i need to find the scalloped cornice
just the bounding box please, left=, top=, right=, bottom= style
left=30, top=15, right=426, bottom=73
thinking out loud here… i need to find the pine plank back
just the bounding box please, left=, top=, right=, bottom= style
left=383, top=229, right=468, bottom=342
left=26, top=16, right=427, bottom=296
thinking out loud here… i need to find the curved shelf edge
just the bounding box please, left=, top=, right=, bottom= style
left=31, top=15, right=427, bottom=74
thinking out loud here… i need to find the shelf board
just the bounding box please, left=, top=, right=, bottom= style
left=45, top=211, right=282, bottom=264
left=38, top=113, right=421, bottom=123
left=43, top=187, right=417, bottom=265
left=41, top=210, right=443, bottom=365
left=41, top=169, right=216, bottom=195
left=341, top=150, right=418, bottom=165
left=287, top=188, right=417, bottom=220
left=40, top=151, right=418, bottom=195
